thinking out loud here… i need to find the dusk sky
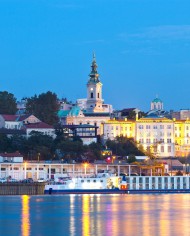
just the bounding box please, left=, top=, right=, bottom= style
left=0, top=0, right=190, bottom=112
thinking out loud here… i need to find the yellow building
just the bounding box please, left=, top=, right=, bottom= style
left=175, top=119, right=190, bottom=157
left=103, top=119, right=135, bottom=140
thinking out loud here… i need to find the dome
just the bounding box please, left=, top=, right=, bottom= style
left=152, top=98, right=162, bottom=103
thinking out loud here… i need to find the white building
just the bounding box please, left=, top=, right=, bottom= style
left=24, top=122, right=56, bottom=138
left=0, top=114, right=40, bottom=130
left=135, top=117, right=175, bottom=158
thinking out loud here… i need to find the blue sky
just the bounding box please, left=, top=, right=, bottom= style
left=0, top=0, right=190, bottom=112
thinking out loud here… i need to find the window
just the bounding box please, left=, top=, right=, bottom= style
left=161, top=146, right=164, bottom=153
left=146, top=125, right=151, bottom=129
left=167, top=125, right=171, bottom=129
left=168, top=146, right=171, bottom=153
left=91, top=92, right=93, bottom=98
left=167, top=139, right=171, bottom=143
left=97, top=93, right=99, bottom=98
left=160, top=138, right=164, bottom=143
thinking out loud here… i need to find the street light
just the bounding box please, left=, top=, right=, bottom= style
left=84, top=163, right=88, bottom=176
left=38, top=153, right=40, bottom=163
left=112, top=156, right=116, bottom=164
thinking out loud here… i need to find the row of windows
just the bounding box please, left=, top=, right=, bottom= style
left=139, top=132, right=172, bottom=137
left=139, top=139, right=172, bottom=144
left=175, top=126, right=190, bottom=131
left=138, top=125, right=172, bottom=129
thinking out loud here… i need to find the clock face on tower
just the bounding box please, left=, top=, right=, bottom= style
left=90, top=88, right=93, bottom=91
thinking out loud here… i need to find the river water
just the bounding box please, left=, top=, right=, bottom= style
left=0, top=194, right=190, bottom=236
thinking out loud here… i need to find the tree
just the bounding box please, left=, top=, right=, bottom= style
left=26, top=91, right=60, bottom=125
left=0, top=91, right=17, bottom=114
left=128, top=154, right=137, bottom=163
left=27, top=131, right=54, bottom=160
left=106, top=136, right=145, bottom=157
left=0, top=134, right=12, bottom=152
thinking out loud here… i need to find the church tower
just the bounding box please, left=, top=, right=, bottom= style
left=86, top=54, right=104, bottom=113
left=151, top=96, right=164, bottom=110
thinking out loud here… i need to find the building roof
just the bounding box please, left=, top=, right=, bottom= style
left=1, top=115, right=17, bottom=121
left=1, top=114, right=34, bottom=122
left=0, top=152, right=23, bottom=157
left=84, top=112, right=110, bottom=117
left=62, top=124, right=98, bottom=129
left=69, top=106, right=81, bottom=116
left=58, top=110, right=70, bottom=118
left=152, top=98, right=162, bottom=103
left=24, top=122, right=53, bottom=129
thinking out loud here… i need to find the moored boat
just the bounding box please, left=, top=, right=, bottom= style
left=44, top=175, right=190, bottom=194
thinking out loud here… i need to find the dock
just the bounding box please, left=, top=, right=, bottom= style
left=0, top=183, right=45, bottom=195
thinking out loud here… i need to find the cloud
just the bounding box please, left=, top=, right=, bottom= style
left=119, top=25, right=190, bottom=41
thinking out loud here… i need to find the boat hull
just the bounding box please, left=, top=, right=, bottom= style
left=44, top=189, right=190, bottom=195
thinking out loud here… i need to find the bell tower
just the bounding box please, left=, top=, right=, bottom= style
left=86, top=54, right=104, bottom=113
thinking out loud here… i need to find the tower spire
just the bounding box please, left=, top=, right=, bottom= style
left=89, top=53, right=100, bottom=82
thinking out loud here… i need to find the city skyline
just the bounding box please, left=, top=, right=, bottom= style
left=0, top=0, right=190, bottom=112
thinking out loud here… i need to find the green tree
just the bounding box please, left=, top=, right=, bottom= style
left=128, top=154, right=137, bottom=163
left=0, top=91, right=17, bottom=114
left=0, top=134, right=12, bottom=152
left=27, top=131, right=54, bottom=160
left=106, top=136, right=145, bottom=157
left=26, top=91, right=60, bottom=125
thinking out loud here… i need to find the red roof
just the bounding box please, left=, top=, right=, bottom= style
left=1, top=114, right=31, bottom=121
left=1, top=115, right=17, bottom=121
left=24, top=122, right=53, bottom=129
left=0, top=152, right=23, bottom=157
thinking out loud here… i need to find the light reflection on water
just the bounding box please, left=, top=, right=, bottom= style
left=0, top=194, right=190, bottom=236
left=21, top=195, right=30, bottom=236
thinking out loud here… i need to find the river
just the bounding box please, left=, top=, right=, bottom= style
left=0, top=194, right=190, bottom=236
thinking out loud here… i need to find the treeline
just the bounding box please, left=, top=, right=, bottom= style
left=0, top=132, right=145, bottom=162
left=0, top=90, right=61, bottom=125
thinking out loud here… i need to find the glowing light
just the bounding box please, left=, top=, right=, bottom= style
left=69, top=182, right=75, bottom=189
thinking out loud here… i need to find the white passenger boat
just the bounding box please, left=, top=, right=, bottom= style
left=44, top=174, right=190, bottom=194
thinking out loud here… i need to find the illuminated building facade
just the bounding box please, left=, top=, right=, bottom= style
left=175, top=119, right=190, bottom=157
left=103, top=119, right=135, bottom=140
left=135, top=117, right=175, bottom=158
left=103, top=117, right=190, bottom=158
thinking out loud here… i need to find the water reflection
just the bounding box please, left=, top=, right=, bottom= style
left=69, top=195, right=75, bottom=236
left=1, top=194, right=190, bottom=236
left=21, top=195, right=30, bottom=236
left=82, top=195, right=90, bottom=236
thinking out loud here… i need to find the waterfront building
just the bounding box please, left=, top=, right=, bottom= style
left=103, top=119, right=135, bottom=140
left=135, top=116, right=175, bottom=158
left=174, top=118, right=190, bottom=157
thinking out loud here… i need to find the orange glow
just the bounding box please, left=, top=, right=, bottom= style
left=21, top=195, right=30, bottom=236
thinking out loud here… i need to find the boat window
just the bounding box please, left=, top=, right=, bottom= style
left=93, top=180, right=96, bottom=182
left=100, top=180, right=103, bottom=182
left=81, top=180, right=84, bottom=183
left=87, top=180, right=90, bottom=182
